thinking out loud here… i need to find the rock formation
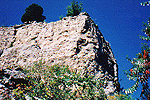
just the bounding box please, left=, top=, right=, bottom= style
left=0, top=12, right=119, bottom=97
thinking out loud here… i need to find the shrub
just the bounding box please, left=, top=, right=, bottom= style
left=21, top=3, right=46, bottom=23
left=12, top=60, right=106, bottom=99
left=66, top=0, right=83, bottom=17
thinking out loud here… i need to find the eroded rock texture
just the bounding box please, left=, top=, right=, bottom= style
left=0, top=12, right=119, bottom=95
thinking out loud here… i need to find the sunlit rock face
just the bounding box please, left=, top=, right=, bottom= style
left=0, top=12, right=119, bottom=95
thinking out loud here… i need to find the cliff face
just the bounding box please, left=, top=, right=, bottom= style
left=0, top=12, right=119, bottom=95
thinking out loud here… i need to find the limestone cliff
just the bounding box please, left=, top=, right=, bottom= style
left=0, top=12, right=119, bottom=95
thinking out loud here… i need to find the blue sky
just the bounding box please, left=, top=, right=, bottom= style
left=0, top=0, right=150, bottom=99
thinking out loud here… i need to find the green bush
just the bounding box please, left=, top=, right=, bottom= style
left=12, top=60, right=106, bottom=99
left=21, top=3, right=46, bottom=23
left=66, top=0, right=83, bottom=17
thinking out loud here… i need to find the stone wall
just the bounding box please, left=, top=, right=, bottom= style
left=0, top=12, right=119, bottom=95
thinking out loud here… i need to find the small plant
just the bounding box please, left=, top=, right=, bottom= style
left=59, top=15, right=63, bottom=20
left=66, top=0, right=83, bottom=17
left=9, top=41, right=15, bottom=47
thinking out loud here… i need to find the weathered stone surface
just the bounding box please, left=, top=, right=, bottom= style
left=0, top=27, right=16, bottom=56
left=0, top=12, right=119, bottom=95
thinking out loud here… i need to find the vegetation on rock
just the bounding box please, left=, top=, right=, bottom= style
left=11, top=60, right=107, bottom=99
left=59, top=15, right=63, bottom=20
left=66, top=0, right=83, bottom=17
left=21, top=3, right=46, bottom=23
left=2, top=1, right=145, bottom=99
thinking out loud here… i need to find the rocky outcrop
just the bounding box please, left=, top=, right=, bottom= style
left=0, top=27, right=15, bottom=55
left=0, top=12, right=119, bottom=96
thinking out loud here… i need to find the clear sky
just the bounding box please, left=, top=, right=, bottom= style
left=0, top=0, right=150, bottom=99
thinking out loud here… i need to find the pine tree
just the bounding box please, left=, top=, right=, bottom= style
left=66, top=0, right=83, bottom=17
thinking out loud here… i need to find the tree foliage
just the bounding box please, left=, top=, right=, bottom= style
left=21, top=3, right=46, bottom=23
left=124, top=18, right=150, bottom=99
left=66, top=0, right=83, bottom=17
left=141, top=1, right=150, bottom=6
